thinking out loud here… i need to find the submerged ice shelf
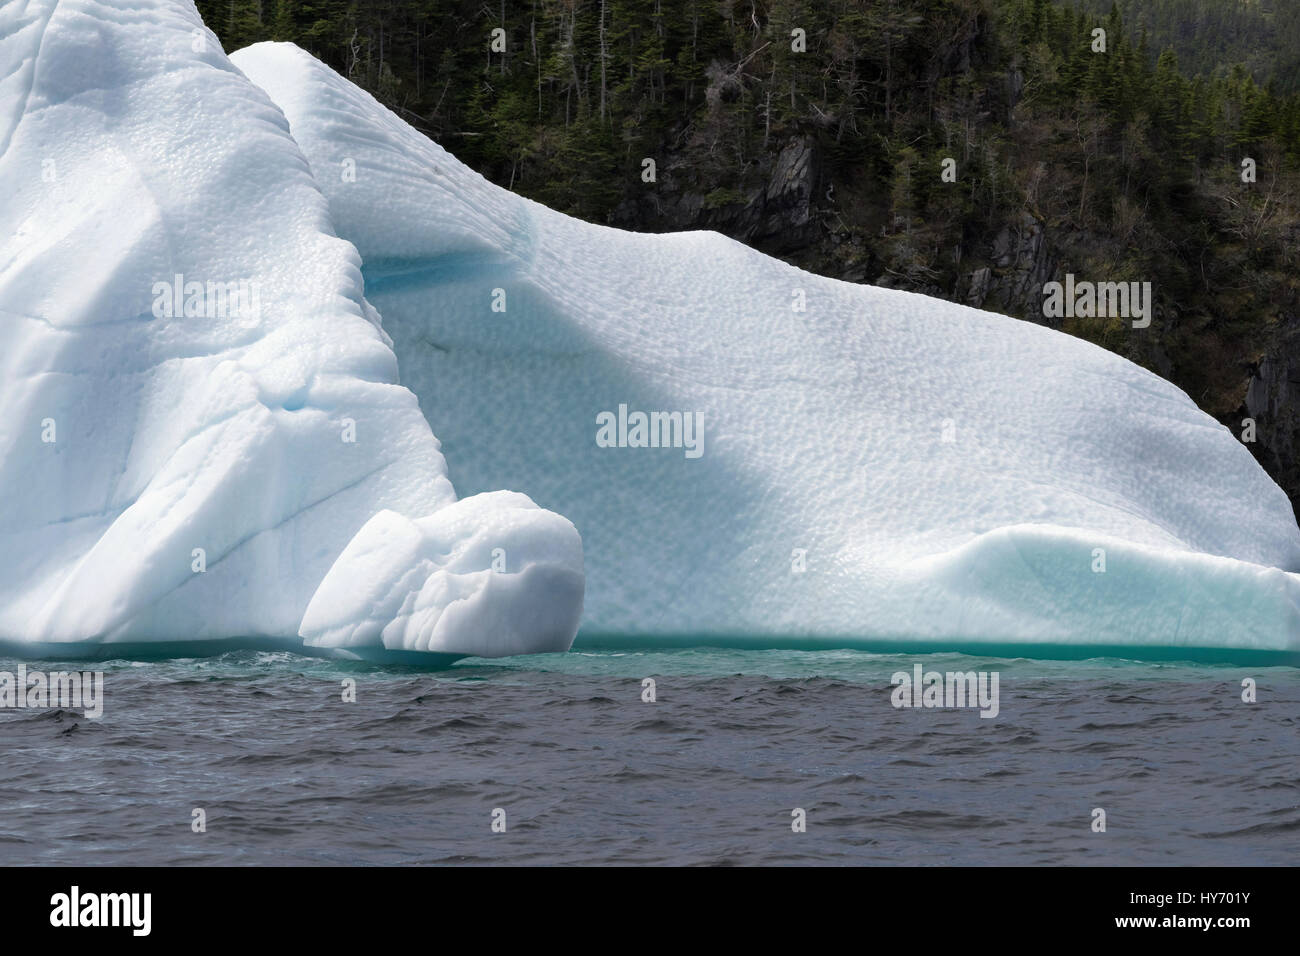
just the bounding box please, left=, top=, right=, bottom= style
left=0, top=0, right=1294, bottom=662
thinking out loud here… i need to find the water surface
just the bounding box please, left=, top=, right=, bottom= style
left=1, top=648, right=1296, bottom=865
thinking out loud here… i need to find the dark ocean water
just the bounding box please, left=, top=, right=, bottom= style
left=1, top=648, right=1296, bottom=865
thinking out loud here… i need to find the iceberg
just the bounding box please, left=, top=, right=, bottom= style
left=0, top=0, right=1294, bottom=661
left=231, top=41, right=1300, bottom=654
left=0, top=0, right=581, bottom=658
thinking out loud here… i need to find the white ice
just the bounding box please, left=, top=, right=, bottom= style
left=233, top=41, right=1300, bottom=653
left=300, top=491, right=583, bottom=657
left=0, top=0, right=1292, bottom=660
left=0, top=1, right=582, bottom=658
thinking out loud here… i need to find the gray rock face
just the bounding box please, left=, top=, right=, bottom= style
left=612, top=136, right=818, bottom=253
left=965, top=212, right=1055, bottom=319
left=966, top=266, right=993, bottom=307
left=1245, top=320, right=1300, bottom=517
left=761, top=137, right=816, bottom=235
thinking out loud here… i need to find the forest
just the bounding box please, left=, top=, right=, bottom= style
left=197, top=0, right=1300, bottom=514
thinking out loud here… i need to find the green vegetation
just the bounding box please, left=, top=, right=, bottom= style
left=1076, top=0, right=1300, bottom=93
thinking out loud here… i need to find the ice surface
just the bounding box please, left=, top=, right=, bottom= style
left=0, top=1, right=581, bottom=657
left=0, top=0, right=1291, bottom=659
left=234, top=41, right=1300, bottom=652
left=301, top=491, right=583, bottom=656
